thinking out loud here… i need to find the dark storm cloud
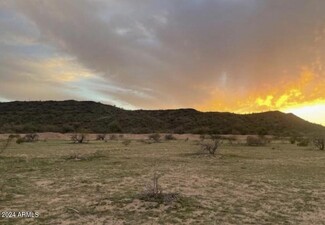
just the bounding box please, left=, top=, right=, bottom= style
left=1, top=0, right=325, bottom=109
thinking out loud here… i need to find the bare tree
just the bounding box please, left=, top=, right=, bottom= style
left=96, top=134, right=106, bottom=141
left=148, top=133, right=161, bottom=143
left=24, top=133, right=39, bottom=142
left=246, top=136, right=266, bottom=146
left=165, top=134, right=176, bottom=141
left=71, top=134, right=88, bottom=144
left=16, top=133, right=38, bottom=144
left=313, top=137, right=324, bottom=150
left=297, top=138, right=310, bottom=147
left=201, top=139, right=221, bottom=156
left=139, top=172, right=179, bottom=204
left=145, top=172, right=163, bottom=197
left=109, top=134, right=118, bottom=140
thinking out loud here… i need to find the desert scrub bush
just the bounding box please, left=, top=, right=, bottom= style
left=71, top=133, right=88, bottom=144
left=200, top=139, right=221, bottom=156
left=16, top=133, right=39, bottom=144
left=164, top=134, right=176, bottom=141
left=210, top=135, right=238, bottom=144
left=122, top=139, right=131, bottom=146
left=64, top=152, right=83, bottom=161
left=246, top=136, right=266, bottom=146
left=109, top=134, right=118, bottom=141
left=263, top=136, right=273, bottom=144
left=64, top=150, right=106, bottom=161
left=138, top=139, right=152, bottom=144
left=16, top=138, right=24, bottom=144
left=139, top=172, right=178, bottom=204
left=8, top=134, right=21, bottom=139
left=96, top=134, right=106, bottom=141
left=297, top=138, right=310, bottom=147
left=148, top=133, right=161, bottom=143
left=290, top=136, right=297, bottom=144
left=24, top=133, right=39, bottom=142
left=224, top=135, right=237, bottom=145
left=210, top=135, right=222, bottom=140
left=199, top=134, right=206, bottom=141
left=313, top=137, right=324, bottom=150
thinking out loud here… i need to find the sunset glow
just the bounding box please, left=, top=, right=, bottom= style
left=196, top=68, right=325, bottom=125
left=284, top=103, right=325, bottom=125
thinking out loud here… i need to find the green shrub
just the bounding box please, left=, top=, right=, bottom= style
left=24, top=133, right=39, bottom=142
left=148, top=133, right=161, bottom=142
left=246, top=136, right=266, bottom=146
left=109, top=134, right=118, bottom=140
left=297, top=138, right=309, bottom=147
left=15, top=133, right=39, bottom=144
left=96, top=134, right=106, bottom=141
left=16, top=138, right=25, bottom=144
left=290, top=136, right=297, bottom=144
left=71, top=133, right=88, bottom=144
left=165, top=134, right=176, bottom=141
left=108, top=121, right=122, bottom=133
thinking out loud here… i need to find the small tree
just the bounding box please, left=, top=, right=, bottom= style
left=96, top=134, right=106, bottom=141
left=140, top=172, right=179, bottom=204
left=313, top=137, right=324, bottom=150
left=16, top=133, right=38, bottom=144
left=148, top=133, right=161, bottom=143
left=246, top=136, right=266, bottom=146
left=146, top=172, right=163, bottom=196
left=109, top=134, right=118, bottom=140
left=225, top=135, right=237, bottom=145
left=71, top=134, right=88, bottom=144
left=201, top=139, right=221, bottom=156
left=297, top=138, right=309, bottom=147
left=24, top=133, right=39, bottom=142
left=165, top=134, right=176, bottom=141
left=290, top=136, right=297, bottom=144
left=9, top=134, right=21, bottom=139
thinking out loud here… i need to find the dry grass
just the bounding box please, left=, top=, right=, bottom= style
left=0, top=138, right=324, bottom=224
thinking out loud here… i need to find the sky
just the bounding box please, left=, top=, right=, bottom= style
left=0, top=0, right=324, bottom=125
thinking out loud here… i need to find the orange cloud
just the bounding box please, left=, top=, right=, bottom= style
left=197, top=68, right=325, bottom=125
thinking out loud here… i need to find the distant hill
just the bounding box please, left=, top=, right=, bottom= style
left=0, top=100, right=324, bottom=136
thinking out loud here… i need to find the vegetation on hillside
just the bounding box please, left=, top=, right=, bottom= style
left=0, top=100, right=324, bottom=135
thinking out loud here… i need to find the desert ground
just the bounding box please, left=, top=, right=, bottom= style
left=0, top=134, right=324, bottom=225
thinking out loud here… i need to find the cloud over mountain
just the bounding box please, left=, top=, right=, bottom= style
left=1, top=0, right=325, bottom=117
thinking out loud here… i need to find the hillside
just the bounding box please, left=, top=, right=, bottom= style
left=0, top=100, right=324, bottom=135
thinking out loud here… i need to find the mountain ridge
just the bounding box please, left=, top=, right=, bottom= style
left=0, top=100, right=324, bottom=135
